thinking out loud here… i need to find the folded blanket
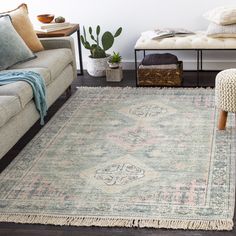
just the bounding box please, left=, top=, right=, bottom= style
left=141, top=53, right=178, bottom=65
left=0, top=71, right=47, bottom=125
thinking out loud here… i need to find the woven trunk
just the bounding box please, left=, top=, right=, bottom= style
left=138, top=61, right=183, bottom=86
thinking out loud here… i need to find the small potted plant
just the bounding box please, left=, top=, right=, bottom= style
left=108, top=52, right=122, bottom=69
left=80, top=25, right=122, bottom=77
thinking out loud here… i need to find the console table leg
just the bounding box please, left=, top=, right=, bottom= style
left=135, top=50, right=138, bottom=87
left=200, top=50, right=203, bottom=70
left=197, top=50, right=200, bottom=87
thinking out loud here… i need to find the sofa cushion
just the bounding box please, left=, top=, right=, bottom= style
left=0, top=96, right=21, bottom=128
left=10, top=49, right=73, bottom=81
left=0, top=82, right=31, bottom=108
left=0, top=68, right=50, bottom=108
left=1, top=4, right=44, bottom=52
left=7, top=68, right=51, bottom=86
left=0, top=15, right=36, bottom=71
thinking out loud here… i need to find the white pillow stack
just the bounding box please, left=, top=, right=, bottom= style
left=204, top=6, right=236, bottom=38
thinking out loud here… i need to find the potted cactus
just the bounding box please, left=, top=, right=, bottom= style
left=81, top=25, right=122, bottom=77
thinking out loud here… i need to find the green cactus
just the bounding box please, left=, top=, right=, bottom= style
left=91, top=44, right=106, bottom=58
left=80, top=25, right=122, bottom=58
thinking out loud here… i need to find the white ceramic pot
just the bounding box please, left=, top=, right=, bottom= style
left=87, top=56, right=109, bottom=77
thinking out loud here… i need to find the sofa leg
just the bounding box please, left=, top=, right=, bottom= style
left=218, top=110, right=228, bottom=130
left=65, top=86, right=72, bottom=98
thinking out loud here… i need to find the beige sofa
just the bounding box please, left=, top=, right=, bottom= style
left=0, top=36, right=77, bottom=159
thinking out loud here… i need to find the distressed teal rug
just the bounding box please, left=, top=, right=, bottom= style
left=0, top=87, right=235, bottom=230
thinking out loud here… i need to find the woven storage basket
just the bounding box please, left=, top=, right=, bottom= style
left=137, top=61, right=183, bottom=86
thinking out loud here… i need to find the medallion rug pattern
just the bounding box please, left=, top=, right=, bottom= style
left=0, top=88, right=235, bottom=230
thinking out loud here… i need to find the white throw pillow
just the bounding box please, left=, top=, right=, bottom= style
left=207, top=22, right=236, bottom=37
left=204, top=6, right=236, bottom=25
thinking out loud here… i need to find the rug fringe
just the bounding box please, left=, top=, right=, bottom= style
left=0, top=214, right=233, bottom=231
left=76, top=86, right=214, bottom=90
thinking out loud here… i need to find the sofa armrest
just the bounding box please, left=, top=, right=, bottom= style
left=40, top=36, right=77, bottom=80
left=40, top=36, right=74, bottom=50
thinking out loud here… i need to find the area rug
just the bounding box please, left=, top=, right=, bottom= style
left=0, top=87, right=235, bottom=231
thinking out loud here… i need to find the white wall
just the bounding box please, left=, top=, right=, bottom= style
left=1, top=0, right=236, bottom=70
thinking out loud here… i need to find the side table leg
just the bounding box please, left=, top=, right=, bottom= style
left=77, top=29, right=84, bottom=76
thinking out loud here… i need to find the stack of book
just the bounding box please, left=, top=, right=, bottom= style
left=37, top=22, right=72, bottom=32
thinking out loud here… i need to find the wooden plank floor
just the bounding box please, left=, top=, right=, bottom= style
left=1, top=70, right=235, bottom=236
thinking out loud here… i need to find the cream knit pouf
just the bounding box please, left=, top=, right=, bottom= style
left=215, top=69, right=236, bottom=130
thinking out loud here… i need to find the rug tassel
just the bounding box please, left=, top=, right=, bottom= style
left=0, top=214, right=233, bottom=231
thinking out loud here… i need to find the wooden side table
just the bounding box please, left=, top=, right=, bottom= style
left=36, top=24, right=84, bottom=75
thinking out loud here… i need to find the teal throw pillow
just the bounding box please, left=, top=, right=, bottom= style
left=0, top=15, right=36, bottom=71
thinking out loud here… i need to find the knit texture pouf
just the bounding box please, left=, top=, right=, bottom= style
left=215, top=69, right=236, bottom=112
